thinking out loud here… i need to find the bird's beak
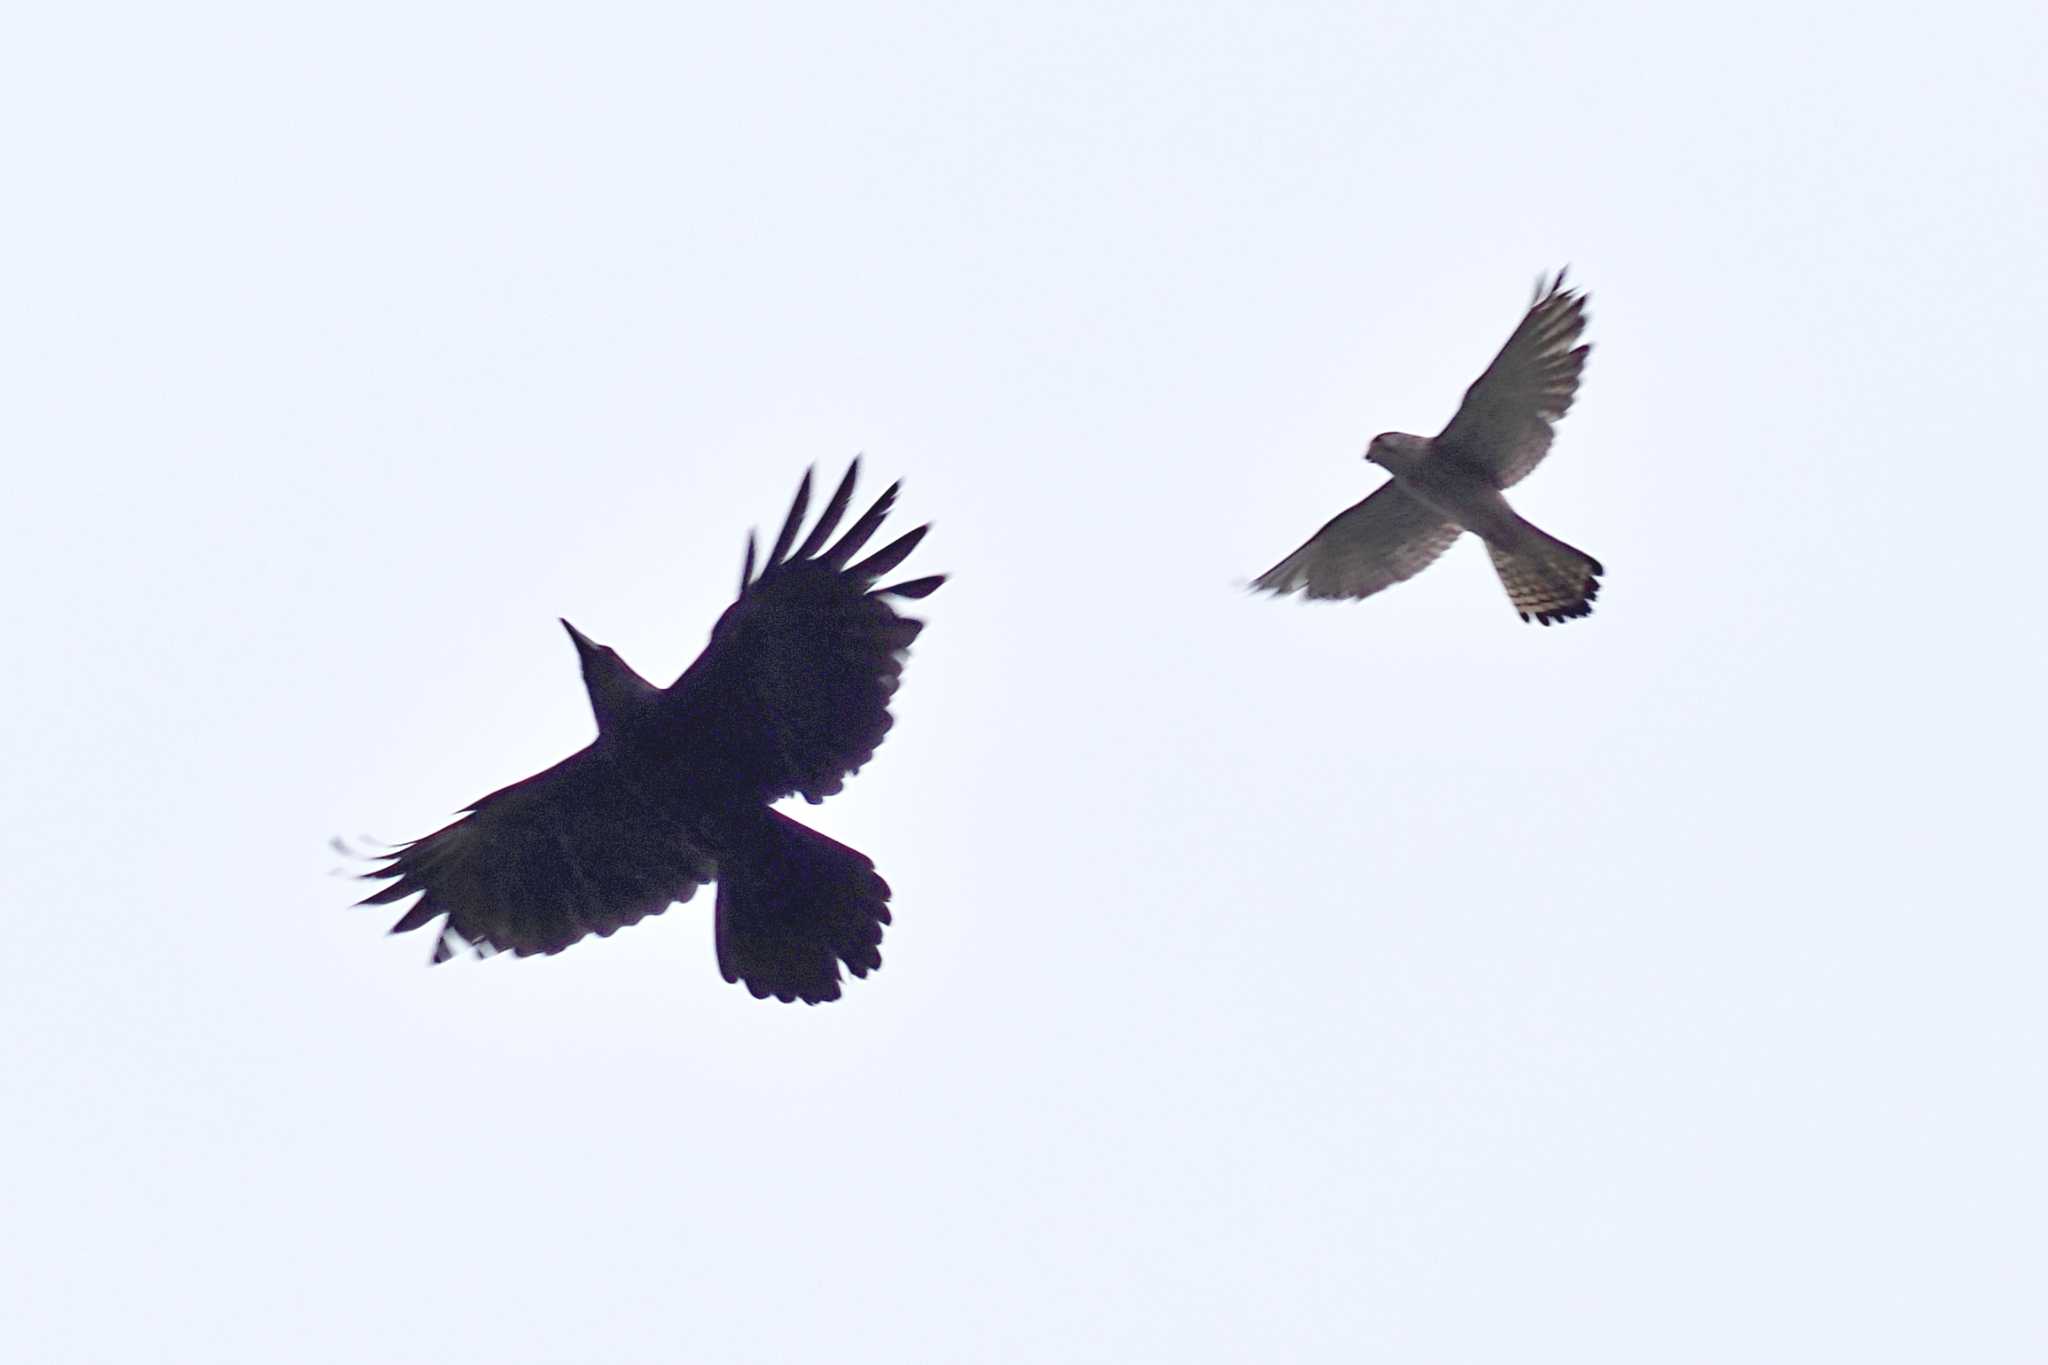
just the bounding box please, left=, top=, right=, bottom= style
left=561, top=618, right=595, bottom=653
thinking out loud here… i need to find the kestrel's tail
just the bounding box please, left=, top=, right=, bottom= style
left=1486, top=530, right=1603, bottom=625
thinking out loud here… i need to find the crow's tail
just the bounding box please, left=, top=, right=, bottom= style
left=712, top=808, right=892, bottom=1004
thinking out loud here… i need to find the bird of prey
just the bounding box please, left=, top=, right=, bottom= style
left=1252, top=271, right=1604, bottom=624
left=354, top=461, right=943, bottom=1003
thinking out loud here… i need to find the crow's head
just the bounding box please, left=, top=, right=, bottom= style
left=562, top=619, right=658, bottom=734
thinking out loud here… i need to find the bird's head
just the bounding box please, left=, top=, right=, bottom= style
left=1364, top=432, right=1429, bottom=475
left=562, top=619, right=658, bottom=734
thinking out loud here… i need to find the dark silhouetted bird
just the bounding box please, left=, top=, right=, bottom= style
left=355, top=462, right=943, bottom=1003
left=1252, top=271, right=1603, bottom=624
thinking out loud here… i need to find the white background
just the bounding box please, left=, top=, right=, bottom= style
left=7, top=2, right=2044, bottom=1359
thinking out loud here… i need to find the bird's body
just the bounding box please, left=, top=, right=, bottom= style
left=1253, top=272, right=1604, bottom=624
left=356, top=462, right=942, bottom=1003
left=1372, top=442, right=1522, bottom=542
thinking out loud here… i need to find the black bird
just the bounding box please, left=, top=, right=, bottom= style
left=355, top=461, right=944, bottom=1003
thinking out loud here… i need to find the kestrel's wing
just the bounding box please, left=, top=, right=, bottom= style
left=356, top=746, right=718, bottom=963
left=1435, top=271, right=1590, bottom=488
left=1251, top=482, right=1464, bottom=601
left=662, top=461, right=945, bottom=806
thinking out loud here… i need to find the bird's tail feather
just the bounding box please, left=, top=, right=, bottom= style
left=1487, top=531, right=1604, bottom=625
left=712, top=808, right=891, bottom=1004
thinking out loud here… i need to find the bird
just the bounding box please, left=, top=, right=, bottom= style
left=1252, top=270, right=1603, bottom=624
left=352, top=461, right=944, bottom=1003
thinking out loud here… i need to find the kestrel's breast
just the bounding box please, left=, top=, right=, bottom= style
left=1392, top=464, right=1523, bottom=544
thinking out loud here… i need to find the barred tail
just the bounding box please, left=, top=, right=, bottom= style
left=1486, top=531, right=1603, bottom=625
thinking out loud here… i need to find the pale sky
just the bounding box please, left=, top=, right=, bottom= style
left=7, top=2, right=2045, bottom=1361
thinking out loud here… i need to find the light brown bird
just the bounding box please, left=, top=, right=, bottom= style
left=1253, top=271, right=1602, bottom=624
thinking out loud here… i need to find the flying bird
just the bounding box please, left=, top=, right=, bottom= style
left=1252, top=271, right=1603, bottom=624
left=354, top=461, right=943, bottom=1003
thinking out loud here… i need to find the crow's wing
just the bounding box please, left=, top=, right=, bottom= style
left=357, top=745, right=717, bottom=963
left=1434, top=271, right=1590, bottom=489
left=664, top=461, right=945, bottom=806
left=1251, top=482, right=1463, bottom=601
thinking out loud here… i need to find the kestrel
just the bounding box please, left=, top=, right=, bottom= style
left=1253, top=271, right=1603, bottom=624
left=353, top=462, right=943, bottom=1003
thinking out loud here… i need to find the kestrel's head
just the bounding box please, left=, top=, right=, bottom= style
left=1364, top=431, right=1429, bottom=475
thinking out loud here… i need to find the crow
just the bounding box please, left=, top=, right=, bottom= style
left=354, top=461, right=943, bottom=1003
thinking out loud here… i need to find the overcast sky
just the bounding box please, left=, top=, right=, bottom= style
left=7, top=1, right=2045, bottom=1360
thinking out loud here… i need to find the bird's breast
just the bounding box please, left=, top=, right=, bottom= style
left=1394, top=466, right=1521, bottom=543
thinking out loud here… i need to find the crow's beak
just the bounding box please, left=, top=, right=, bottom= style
left=561, top=618, right=595, bottom=653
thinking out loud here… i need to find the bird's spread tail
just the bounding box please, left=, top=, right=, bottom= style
left=1486, top=531, right=1604, bottom=625
left=712, top=808, right=892, bottom=1004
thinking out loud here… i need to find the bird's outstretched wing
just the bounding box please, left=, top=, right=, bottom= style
left=1435, top=271, right=1590, bottom=488
left=1251, top=483, right=1463, bottom=601
left=664, top=461, right=945, bottom=806
left=357, top=747, right=718, bottom=963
